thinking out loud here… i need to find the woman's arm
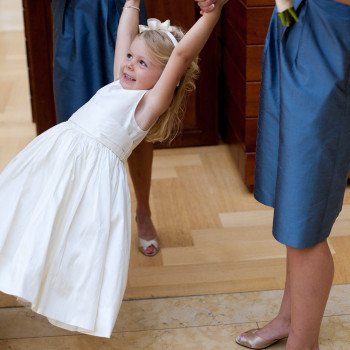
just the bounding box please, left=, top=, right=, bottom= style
left=113, top=0, right=141, bottom=81
left=136, top=0, right=228, bottom=129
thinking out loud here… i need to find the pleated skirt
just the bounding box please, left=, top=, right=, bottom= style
left=0, top=122, right=131, bottom=337
left=254, top=0, right=350, bottom=248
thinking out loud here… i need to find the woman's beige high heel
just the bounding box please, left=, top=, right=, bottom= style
left=235, top=329, right=287, bottom=349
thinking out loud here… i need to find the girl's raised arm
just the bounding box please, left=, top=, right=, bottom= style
left=113, top=0, right=141, bottom=81
left=138, top=0, right=228, bottom=127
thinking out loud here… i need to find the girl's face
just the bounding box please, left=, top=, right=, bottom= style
left=119, top=37, right=164, bottom=90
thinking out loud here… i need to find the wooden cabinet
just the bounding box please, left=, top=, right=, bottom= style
left=220, top=0, right=274, bottom=189
left=22, top=0, right=219, bottom=147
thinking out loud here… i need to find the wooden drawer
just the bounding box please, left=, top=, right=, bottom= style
left=223, top=0, right=274, bottom=45
left=229, top=144, right=256, bottom=187
left=222, top=47, right=260, bottom=117
left=222, top=88, right=258, bottom=152
left=222, top=21, right=264, bottom=81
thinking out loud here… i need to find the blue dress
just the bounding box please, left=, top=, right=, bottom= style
left=254, top=0, right=350, bottom=248
left=52, top=0, right=147, bottom=123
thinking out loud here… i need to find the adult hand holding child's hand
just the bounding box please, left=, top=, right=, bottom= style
left=194, top=0, right=228, bottom=15
left=195, top=0, right=229, bottom=15
left=195, top=0, right=215, bottom=14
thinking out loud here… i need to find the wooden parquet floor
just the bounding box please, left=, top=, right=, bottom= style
left=126, top=145, right=350, bottom=299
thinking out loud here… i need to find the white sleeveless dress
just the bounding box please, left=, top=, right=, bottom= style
left=0, top=80, right=148, bottom=337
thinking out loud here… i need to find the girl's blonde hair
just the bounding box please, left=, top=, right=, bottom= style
left=138, top=26, right=200, bottom=143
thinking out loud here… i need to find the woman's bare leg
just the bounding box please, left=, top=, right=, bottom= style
left=285, top=240, right=334, bottom=349
left=127, top=140, right=158, bottom=248
left=240, top=239, right=333, bottom=350
left=254, top=249, right=291, bottom=341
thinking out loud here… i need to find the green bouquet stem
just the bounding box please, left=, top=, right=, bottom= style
left=278, top=7, right=299, bottom=26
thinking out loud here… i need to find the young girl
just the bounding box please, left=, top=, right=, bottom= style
left=0, top=0, right=227, bottom=339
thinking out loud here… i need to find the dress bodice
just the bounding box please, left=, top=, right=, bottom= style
left=68, top=80, right=148, bottom=161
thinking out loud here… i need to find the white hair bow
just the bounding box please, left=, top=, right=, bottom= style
left=139, top=18, right=178, bottom=47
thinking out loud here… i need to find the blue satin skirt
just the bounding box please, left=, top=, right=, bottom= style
left=52, top=0, right=147, bottom=123
left=254, top=0, right=350, bottom=248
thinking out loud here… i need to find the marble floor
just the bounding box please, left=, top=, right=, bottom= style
left=1, top=284, right=350, bottom=349
left=1, top=1, right=350, bottom=349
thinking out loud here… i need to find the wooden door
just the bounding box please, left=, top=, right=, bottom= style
left=22, top=0, right=219, bottom=147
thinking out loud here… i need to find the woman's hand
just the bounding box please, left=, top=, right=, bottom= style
left=195, top=0, right=229, bottom=15
left=195, top=0, right=216, bottom=14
